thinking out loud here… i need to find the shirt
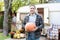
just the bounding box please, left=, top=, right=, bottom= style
left=29, top=14, right=36, bottom=23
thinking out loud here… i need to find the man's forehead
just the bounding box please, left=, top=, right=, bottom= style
left=30, top=6, right=35, bottom=8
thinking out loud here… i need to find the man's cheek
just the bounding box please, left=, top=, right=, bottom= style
left=30, top=10, right=34, bottom=12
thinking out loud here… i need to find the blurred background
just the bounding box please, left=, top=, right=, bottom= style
left=0, top=0, right=60, bottom=40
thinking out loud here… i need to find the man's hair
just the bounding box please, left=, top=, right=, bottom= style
left=29, top=4, right=36, bottom=9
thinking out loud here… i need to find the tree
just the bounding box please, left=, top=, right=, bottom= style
left=3, top=0, right=27, bottom=36
left=12, top=0, right=28, bottom=12
left=12, top=0, right=47, bottom=12
left=30, top=0, right=39, bottom=4
left=39, top=0, right=48, bottom=3
left=0, top=1, right=4, bottom=11
left=3, top=0, right=12, bottom=36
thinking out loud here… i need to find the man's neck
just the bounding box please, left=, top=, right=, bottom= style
left=30, top=13, right=34, bottom=16
left=30, top=13, right=36, bottom=16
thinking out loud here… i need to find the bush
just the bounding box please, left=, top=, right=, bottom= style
left=0, top=15, right=4, bottom=29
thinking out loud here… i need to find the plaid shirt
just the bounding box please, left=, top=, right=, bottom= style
left=22, top=13, right=44, bottom=38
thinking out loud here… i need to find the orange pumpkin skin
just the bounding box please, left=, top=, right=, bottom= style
left=10, top=32, right=15, bottom=34
left=25, top=22, right=36, bottom=32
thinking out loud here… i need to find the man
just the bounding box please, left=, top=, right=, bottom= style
left=22, top=5, right=44, bottom=40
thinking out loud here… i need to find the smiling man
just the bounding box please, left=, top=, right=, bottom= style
left=22, top=5, right=44, bottom=40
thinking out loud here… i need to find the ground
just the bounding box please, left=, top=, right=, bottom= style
left=5, top=37, right=48, bottom=40
left=0, top=33, right=10, bottom=40
left=0, top=32, right=48, bottom=40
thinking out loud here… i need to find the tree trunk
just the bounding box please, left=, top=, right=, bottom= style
left=8, top=0, right=12, bottom=33
left=3, top=0, right=12, bottom=36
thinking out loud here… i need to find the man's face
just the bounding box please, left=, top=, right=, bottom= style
left=30, top=6, right=35, bottom=14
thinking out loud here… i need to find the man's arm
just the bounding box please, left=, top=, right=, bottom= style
left=38, top=16, right=44, bottom=29
left=39, top=17, right=44, bottom=28
left=34, top=15, right=44, bottom=32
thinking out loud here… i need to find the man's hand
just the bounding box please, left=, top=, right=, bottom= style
left=33, top=27, right=38, bottom=31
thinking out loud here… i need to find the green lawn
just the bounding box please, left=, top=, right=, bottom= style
left=0, top=33, right=10, bottom=40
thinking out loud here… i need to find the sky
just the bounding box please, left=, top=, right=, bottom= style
left=48, top=0, right=60, bottom=3
left=56, top=0, right=60, bottom=2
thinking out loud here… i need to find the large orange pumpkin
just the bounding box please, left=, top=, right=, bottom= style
left=25, top=22, right=36, bottom=32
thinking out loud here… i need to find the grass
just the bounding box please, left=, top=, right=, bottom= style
left=0, top=33, right=10, bottom=40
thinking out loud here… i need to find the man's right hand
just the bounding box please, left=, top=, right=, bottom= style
left=33, top=27, right=38, bottom=31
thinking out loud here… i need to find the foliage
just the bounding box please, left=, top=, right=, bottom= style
left=12, top=0, right=28, bottom=12
left=0, top=0, right=47, bottom=12
left=0, top=15, right=4, bottom=29
left=0, top=1, right=4, bottom=11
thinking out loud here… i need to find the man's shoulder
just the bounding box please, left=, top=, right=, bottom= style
left=24, top=14, right=29, bottom=17
left=25, top=13, right=41, bottom=18
left=36, top=13, right=41, bottom=17
left=26, top=14, right=29, bottom=16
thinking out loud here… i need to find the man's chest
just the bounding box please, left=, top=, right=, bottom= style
left=29, top=15, right=36, bottom=23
